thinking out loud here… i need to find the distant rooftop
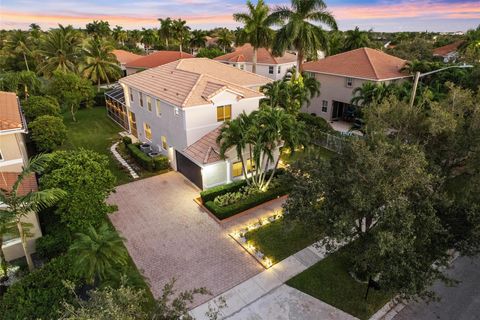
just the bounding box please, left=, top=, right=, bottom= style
left=112, top=49, right=143, bottom=65
left=119, top=58, right=271, bottom=108
left=302, top=47, right=408, bottom=81
left=433, top=40, right=465, bottom=57
left=214, top=44, right=297, bottom=65
left=125, top=50, right=194, bottom=69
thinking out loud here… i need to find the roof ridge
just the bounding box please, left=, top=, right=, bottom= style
left=182, top=73, right=204, bottom=107
left=363, top=48, right=380, bottom=80
left=201, top=74, right=263, bottom=96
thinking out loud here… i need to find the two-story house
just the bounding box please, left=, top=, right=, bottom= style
left=214, top=44, right=297, bottom=80
left=118, top=58, right=272, bottom=189
left=0, top=91, right=42, bottom=261
left=302, top=48, right=409, bottom=122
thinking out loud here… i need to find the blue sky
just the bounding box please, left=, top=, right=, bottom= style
left=0, top=0, right=479, bottom=31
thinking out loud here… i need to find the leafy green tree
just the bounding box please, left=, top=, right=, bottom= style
left=327, top=30, right=345, bottom=55
left=37, top=24, right=82, bottom=77
left=343, top=26, right=371, bottom=51
left=3, top=29, right=35, bottom=71
left=29, top=115, right=67, bottom=151
left=40, top=149, right=116, bottom=232
left=141, top=28, right=158, bottom=51
left=0, top=212, right=17, bottom=278
left=234, top=0, right=276, bottom=74
left=158, top=17, right=173, bottom=49
left=0, top=70, right=40, bottom=99
left=112, top=25, right=128, bottom=46
left=271, top=0, right=337, bottom=73
left=47, top=71, right=95, bottom=121
left=0, top=154, right=65, bottom=271
left=171, top=19, right=191, bottom=54
left=460, top=25, right=480, bottom=63
left=22, top=95, right=61, bottom=121
left=81, top=37, right=121, bottom=91
left=68, top=223, right=128, bottom=285
left=387, top=37, right=433, bottom=61
left=284, top=140, right=450, bottom=299
left=196, top=47, right=224, bottom=59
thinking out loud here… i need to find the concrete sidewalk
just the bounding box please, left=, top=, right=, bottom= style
left=189, top=242, right=355, bottom=319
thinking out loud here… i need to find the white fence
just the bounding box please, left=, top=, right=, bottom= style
left=313, top=131, right=351, bottom=154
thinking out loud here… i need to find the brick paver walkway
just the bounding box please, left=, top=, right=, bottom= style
left=108, top=172, right=263, bottom=307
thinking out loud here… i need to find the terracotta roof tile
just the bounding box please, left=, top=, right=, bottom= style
left=183, top=126, right=222, bottom=165
left=112, top=49, right=143, bottom=65
left=126, top=51, right=194, bottom=69
left=0, top=172, right=37, bottom=196
left=433, top=41, right=465, bottom=57
left=0, top=91, right=24, bottom=132
left=119, top=58, right=271, bottom=108
left=302, top=48, right=408, bottom=81
left=214, top=44, right=297, bottom=64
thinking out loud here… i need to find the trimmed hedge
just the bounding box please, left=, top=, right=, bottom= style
left=200, top=168, right=286, bottom=203
left=0, top=254, right=81, bottom=320
left=126, top=143, right=169, bottom=171
left=204, top=183, right=289, bottom=220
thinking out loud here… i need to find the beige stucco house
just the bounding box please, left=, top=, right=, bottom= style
left=214, top=44, right=297, bottom=80
left=0, top=91, right=42, bottom=261
left=302, top=48, right=409, bottom=122
left=115, top=58, right=274, bottom=189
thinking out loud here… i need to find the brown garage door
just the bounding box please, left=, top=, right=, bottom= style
left=175, top=151, right=203, bottom=189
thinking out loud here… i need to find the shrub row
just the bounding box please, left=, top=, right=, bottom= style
left=126, top=142, right=170, bottom=172
left=0, top=254, right=81, bottom=320
left=298, top=112, right=336, bottom=134
left=204, top=183, right=289, bottom=220
left=200, top=168, right=286, bottom=203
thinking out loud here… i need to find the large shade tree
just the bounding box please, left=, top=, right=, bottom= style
left=343, top=26, right=371, bottom=51
left=271, top=0, right=337, bottom=73
left=158, top=17, right=173, bottom=49
left=233, top=0, right=276, bottom=74
left=0, top=155, right=65, bottom=271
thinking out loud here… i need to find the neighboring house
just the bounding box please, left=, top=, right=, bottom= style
left=0, top=91, right=42, bottom=261
left=117, top=58, right=272, bottom=189
left=214, top=44, right=297, bottom=80
left=124, top=51, right=194, bottom=76
left=302, top=48, right=409, bottom=122
left=433, top=40, right=464, bottom=63
left=112, top=49, right=143, bottom=77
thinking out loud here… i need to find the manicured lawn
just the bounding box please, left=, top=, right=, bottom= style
left=61, top=107, right=132, bottom=185
left=244, top=218, right=321, bottom=263
left=287, top=248, right=394, bottom=320
left=281, top=146, right=335, bottom=165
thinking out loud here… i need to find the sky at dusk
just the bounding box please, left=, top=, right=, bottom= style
left=0, top=0, right=479, bottom=32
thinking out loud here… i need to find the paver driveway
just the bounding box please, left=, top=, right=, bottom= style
left=108, top=172, right=263, bottom=307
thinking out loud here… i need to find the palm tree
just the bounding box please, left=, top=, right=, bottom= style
left=127, top=29, right=143, bottom=47
left=270, top=0, right=337, bottom=73
left=261, top=80, right=287, bottom=108
left=0, top=155, right=65, bottom=271
left=0, top=213, right=16, bottom=279
left=216, top=28, right=234, bottom=52
left=68, top=223, right=128, bottom=285
left=171, top=19, right=191, bottom=54
left=158, top=17, right=173, bottom=49
left=233, top=0, right=277, bottom=74
left=81, top=38, right=121, bottom=91
left=112, top=25, right=127, bottom=46
left=327, top=30, right=345, bottom=55
left=37, top=24, right=82, bottom=77
left=17, top=70, right=41, bottom=100
left=351, top=82, right=395, bottom=107
left=217, top=112, right=254, bottom=184
left=141, top=28, right=158, bottom=51
left=343, top=27, right=371, bottom=51
left=4, top=30, right=33, bottom=71
left=190, top=30, right=207, bottom=53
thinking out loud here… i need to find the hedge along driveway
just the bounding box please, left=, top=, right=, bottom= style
left=108, top=172, right=263, bottom=307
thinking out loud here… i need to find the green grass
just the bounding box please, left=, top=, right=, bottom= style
left=281, top=146, right=336, bottom=165
left=61, top=107, right=132, bottom=185
left=287, top=248, right=394, bottom=320
left=245, top=219, right=321, bottom=263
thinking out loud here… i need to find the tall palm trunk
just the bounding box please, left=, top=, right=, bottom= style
left=252, top=47, right=258, bottom=74
left=22, top=51, right=30, bottom=72
left=71, top=104, right=77, bottom=122
left=165, top=38, right=169, bottom=49
left=264, top=149, right=282, bottom=190
left=17, top=221, right=34, bottom=271
left=296, top=50, right=304, bottom=76
left=97, top=79, right=101, bottom=92
left=179, top=42, right=183, bottom=54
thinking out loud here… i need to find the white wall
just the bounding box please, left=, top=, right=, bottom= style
left=222, top=62, right=296, bottom=80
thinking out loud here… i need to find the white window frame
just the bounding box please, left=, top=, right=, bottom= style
left=146, top=95, right=152, bottom=112
left=268, top=66, right=274, bottom=74
left=345, top=77, right=354, bottom=88
left=322, top=100, right=328, bottom=113
left=156, top=99, right=161, bottom=117
left=144, top=123, right=152, bottom=141
left=278, top=66, right=281, bottom=74
left=139, top=92, right=144, bottom=107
